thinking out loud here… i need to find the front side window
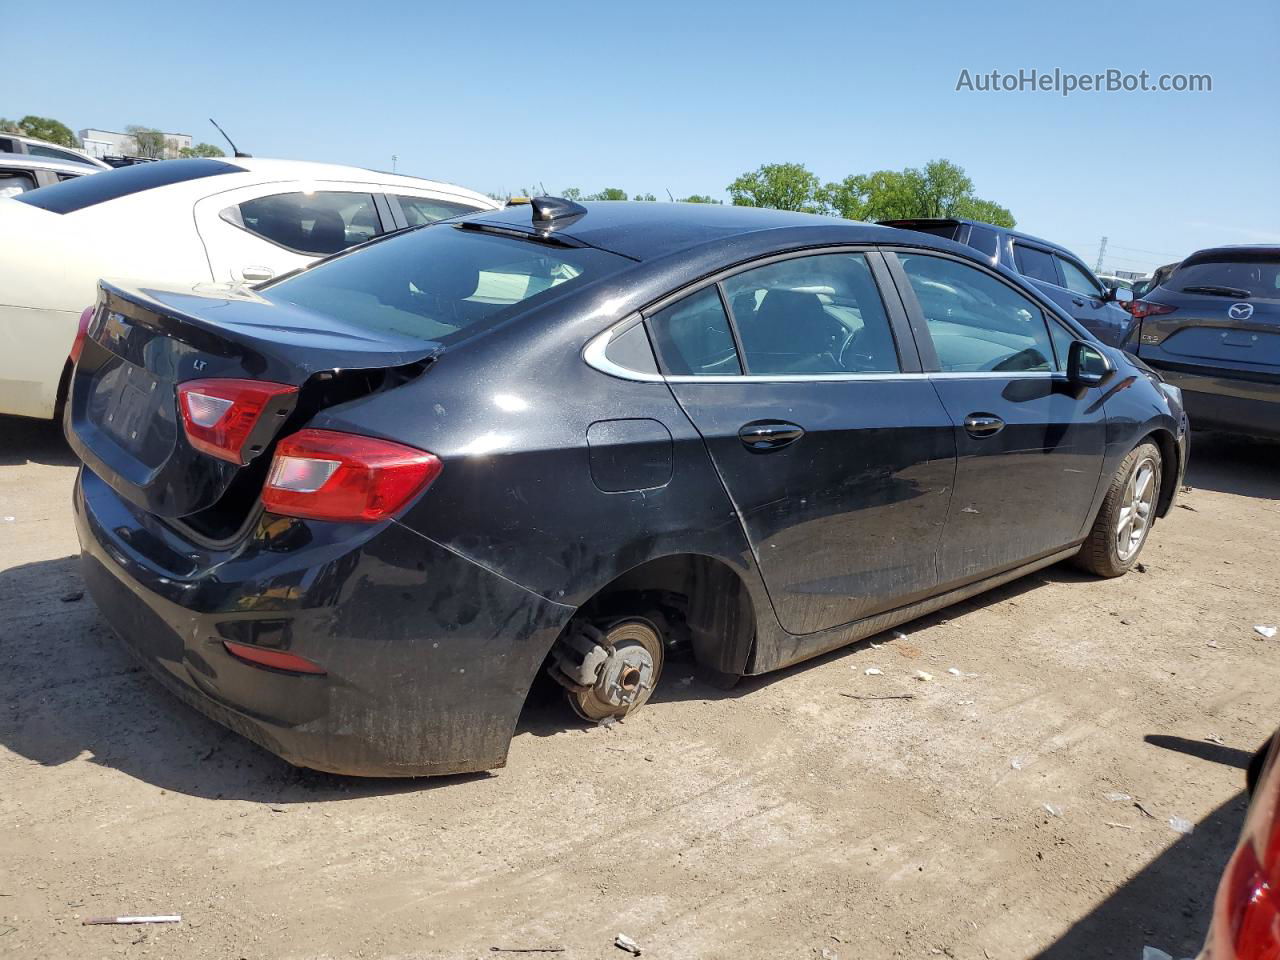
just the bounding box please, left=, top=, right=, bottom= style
left=647, top=287, right=741, bottom=376
left=26, top=144, right=96, bottom=167
left=261, top=225, right=628, bottom=344
left=0, top=172, right=36, bottom=198
left=225, top=192, right=383, bottom=256
left=898, top=253, right=1057, bottom=373
left=722, top=253, right=899, bottom=374
left=1013, top=243, right=1059, bottom=285
left=395, top=195, right=483, bottom=227
left=1057, top=256, right=1104, bottom=296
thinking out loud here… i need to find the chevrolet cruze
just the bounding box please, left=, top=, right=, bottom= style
left=67, top=199, right=1189, bottom=776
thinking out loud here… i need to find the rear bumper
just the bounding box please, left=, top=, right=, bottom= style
left=1157, top=366, right=1280, bottom=440
left=74, top=466, right=574, bottom=776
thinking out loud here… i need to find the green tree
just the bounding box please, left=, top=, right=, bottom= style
left=179, top=142, right=225, bottom=158
left=678, top=194, right=721, bottom=204
left=560, top=187, right=583, bottom=201
left=585, top=187, right=628, bottom=201
left=820, top=159, right=1015, bottom=227
left=727, top=162, right=824, bottom=213
left=126, top=125, right=169, bottom=159
left=949, top=196, right=1016, bottom=228
left=0, top=118, right=21, bottom=134
left=9, top=115, right=80, bottom=147
left=634, top=192, right=657, bottom=201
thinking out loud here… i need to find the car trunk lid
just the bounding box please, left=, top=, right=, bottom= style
left=66, top=280, right=440, bottom=519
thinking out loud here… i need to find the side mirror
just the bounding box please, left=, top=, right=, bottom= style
left=1068, top=340, right=1113, bottom=386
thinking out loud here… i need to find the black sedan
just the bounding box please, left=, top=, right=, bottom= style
left=1125, top=246, right=1280, bottom=439
left=66, top=199, right=1189, bottom=776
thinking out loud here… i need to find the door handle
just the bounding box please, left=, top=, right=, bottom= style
left=1072, top=297, right=1086, bottom=307
left=963, top=413, right=1005, bottom=438
left=739, top=420, right=804, bottom=451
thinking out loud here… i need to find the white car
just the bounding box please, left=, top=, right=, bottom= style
left=0, top=132, right=111, bottom=171
left=0, top=157, right=499, bottom=419
left=0, top=153, right=100, bottom=198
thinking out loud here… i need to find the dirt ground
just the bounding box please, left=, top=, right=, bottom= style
left=2, top=418, right=1277, bottom=960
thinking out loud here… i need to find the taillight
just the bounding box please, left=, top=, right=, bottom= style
left=1128, top=300, right=1178, bottom=319
left=1209, top=740, right=1280, bottom=960
left=261, top=429, right=442, bottom=523
left=69, top=307, right=95, bottom=365
left=177, top=378, right=298, bottom=464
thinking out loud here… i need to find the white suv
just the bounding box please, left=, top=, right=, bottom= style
left=0, top=157, right=498, bottom=419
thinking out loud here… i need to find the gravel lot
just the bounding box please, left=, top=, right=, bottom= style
left=2, top=418, right=1277, bottom=960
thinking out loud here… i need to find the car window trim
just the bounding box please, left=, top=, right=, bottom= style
left=880, top=246, right=1074, bottom=374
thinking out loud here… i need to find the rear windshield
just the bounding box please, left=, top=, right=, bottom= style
left=1171, top=255, right=1280, bottom=299
left=14, top=158, right=242, bottom=214
left=260, top=224, right=630, bottom=343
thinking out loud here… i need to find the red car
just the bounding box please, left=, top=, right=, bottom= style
left=1201, top=733, right=1280, bottom=959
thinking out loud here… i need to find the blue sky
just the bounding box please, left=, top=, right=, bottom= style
left=9, top=0, right=1277, bottom=274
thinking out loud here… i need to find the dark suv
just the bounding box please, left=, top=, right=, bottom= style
left=881, top=218, right=1133, bottom=346
left=1125, top=246, right=1280, bottom=439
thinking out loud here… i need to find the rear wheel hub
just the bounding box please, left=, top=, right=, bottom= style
left=568, top=620, right=663, bottom=722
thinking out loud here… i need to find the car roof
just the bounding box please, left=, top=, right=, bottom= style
left=470, top=201, right=917, bottom=261
left=1179, top=244, right=1280, bottom=263
left=0, top=152, right=96, bottom=175
left=224, top=157, right=497, bottom=207
left=879, top=216, right=1092, bottom=263
left=1, top=133, right=111, bottom=169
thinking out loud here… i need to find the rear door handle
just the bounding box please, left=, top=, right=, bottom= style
left=739, top=420, right=804, bottom=451
left=963, top=413, right=1005, bottom=438
left=1072, top=297, right=1086, bottom=307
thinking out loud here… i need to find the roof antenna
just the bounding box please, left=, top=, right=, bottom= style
left=539, top=181, right=548, bottom=196
left=209, top=118, right=251, bottom=158
left=666, top=189, right=674, bottom=202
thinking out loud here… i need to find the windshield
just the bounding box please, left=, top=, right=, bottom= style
left=260, top=224, right=630, bottom=343
left=1171, top=256, right=1280, bottom=299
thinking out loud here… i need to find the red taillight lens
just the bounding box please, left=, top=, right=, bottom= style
left=261, top=429, right=442, bottom=523
left=177, top=378, right=298, bottom=464
left=1128, top=300, right=1178, bottom=319
left=69, top=307, right=95, bottom=365
left=1210, top=742, right=1280, bottom=960
left=222, top=640, right=326, bottom=675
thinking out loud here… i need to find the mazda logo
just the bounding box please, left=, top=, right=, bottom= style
left=1228, top=302, right=1254, bottom=320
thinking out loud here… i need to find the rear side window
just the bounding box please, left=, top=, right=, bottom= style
left=261, top=225, right=629, bottom=344
left=1013, top=244, right=1059, bottom=285
left=1172, top=256, right=1280, bottom=299
left=1057, top=256, right=1103, bottom=296
left=965, top=225, right=999, bottom=259
left=647, top=287, right=741, bottom=376
left=898, top=253, right=1056, bottom=373
left=723, top=253, right=899, bottom=374
left=224, top=191, right=383, bottom=256
left=14, top=158, right=241, bottom=214
left=395, top=195, right=482, bottom=227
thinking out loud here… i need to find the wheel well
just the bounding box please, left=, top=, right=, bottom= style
left=573, top=554, right=757, bottom=676
left=54, top=360, right=73, bottom=418
left=1144, top=429, right=1180, bottom=518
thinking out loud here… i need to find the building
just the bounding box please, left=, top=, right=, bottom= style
left=79, top=128, right=192, bottom=160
